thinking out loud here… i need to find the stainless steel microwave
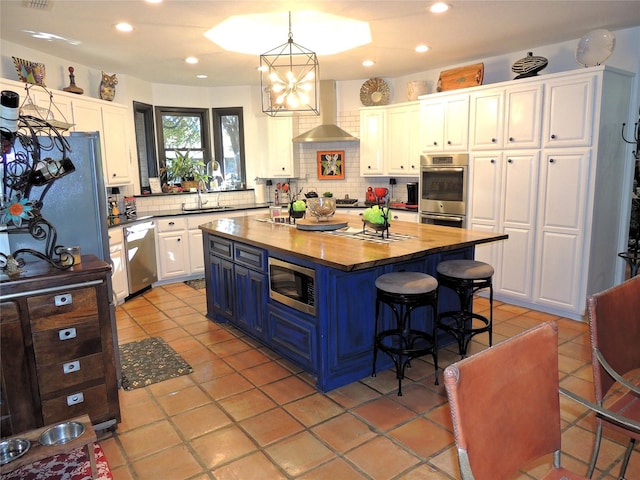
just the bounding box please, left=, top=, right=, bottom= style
left=268, top=258, right=316, bottom=316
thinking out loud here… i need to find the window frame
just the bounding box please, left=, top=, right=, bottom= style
left=211, top=107, right=247, bottom=189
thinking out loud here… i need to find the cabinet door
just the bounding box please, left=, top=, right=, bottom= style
left=209, top=254, right=234, bottom=321
left=101, top=105, right=131, bottom=185
left=188, top=228, right=204, bottom=274
left=420, top=100, right=445, bottom=152
left=444, top=95, right=469, bottom=151
left=505, top=84, right=542, bottom=149
left=543, top=75, right=594, bottom=147
left=108, top=227, right=129, bottom=302
left=158, top=231, right=189, bottom=279
left=535, top=150, right=590, bottom=310
left=386, top=103, right=420, bottom=175
left=35, top=90, right=75, bottom=133
left=235, top=265, right=268, bottom=340
left=0, top=301, right=37, bottom=435
left=360, top=108, right=386, bottom=175
left=267, top=116, right=296, bottom=177
left=470, top=91, right=504, bottom=150
left=496, top=152, right=539, bottom=300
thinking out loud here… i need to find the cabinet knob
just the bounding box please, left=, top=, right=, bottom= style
left=58, top=327, right=77, bottom=340
left=447, top=140, right=452, bottom=145
left=411, top=165, right=415, bottom=169
left=549, top=158, right=556, bottom=164
left=433, top=141, right=438, bottom=146
left=367, top=165, right=372, bottom=169
left=400, top=165, right=404, bottom=169
left=550, top=134, right=557, bottom=139
left=112, top=173, right=117, bottom=177
left=177, top=238, right=181, bottom=242
left=509, top=137, right=515, bottom=142
left=281, top=167, right=285, bottom=171
left=169, top=221, right=175, bottom=226
left=507, top=158, right=513, bottom=164
left=490, top=159, right=496, bottom=164
left=491, top=138, right=496, bottom=143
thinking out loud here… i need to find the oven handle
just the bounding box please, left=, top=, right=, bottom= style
left=420, top=167, right=465, bottom=173
left=421, top=213, right=464, bottom=223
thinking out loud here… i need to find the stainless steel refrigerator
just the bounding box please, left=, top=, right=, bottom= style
left=8, top=131, right=111, bottom=264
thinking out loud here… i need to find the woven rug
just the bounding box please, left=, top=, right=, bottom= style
left=119, top=337, right=193, bottom=391
left=184, top=277, right=206, bottom=290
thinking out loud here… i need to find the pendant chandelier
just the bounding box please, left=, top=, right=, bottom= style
left=260, top=12, right=319, bottom=116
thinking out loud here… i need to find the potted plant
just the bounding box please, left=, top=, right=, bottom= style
left=165, top=150, right=210, bottom=191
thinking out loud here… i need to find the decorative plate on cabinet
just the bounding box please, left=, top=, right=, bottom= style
left=360, top=78, right=391, bottom=106
left=575, top=29, right=616, bottom=67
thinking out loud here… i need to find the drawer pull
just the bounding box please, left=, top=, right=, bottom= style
left=59, top=327, right=77, bottom=340
left=67, top=392, right=84, bottom=406
left=63, top=360, right=80, bottom=374
left=54, top=293, right=73, bottom=306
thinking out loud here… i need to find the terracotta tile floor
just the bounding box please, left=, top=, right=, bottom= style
left=100, top=282, right=640, bottom=480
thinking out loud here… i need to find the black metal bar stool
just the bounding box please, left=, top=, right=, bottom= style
left=436, top=259, right=494, bottom=358
left=372, top=271, right=439, bottom=396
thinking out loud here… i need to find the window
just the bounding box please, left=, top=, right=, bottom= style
left=211, top=107, right=246, bottom=189
left=155, top=106, right=211, bottom=187
left=133, top=101, right=157, bottom=193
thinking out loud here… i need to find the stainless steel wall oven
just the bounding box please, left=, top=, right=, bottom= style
left=419, top=153, right=468, bottom=228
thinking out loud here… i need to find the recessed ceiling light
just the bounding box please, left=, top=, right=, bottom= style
left=185, top=57, right=199, bottom=64
left=415, top=44, right=430, bottom=53
left=115, top=22, right=133, bottom=32
left=430, top=2, right=450, bottom=14
left=362, top=60, right=375, bottom=67
left=196, top=74, right=208, bottom=79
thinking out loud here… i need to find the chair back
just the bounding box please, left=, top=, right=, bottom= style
left=587, top=276, right=640, bottom=401
left=444, top=321, right=561, bottom=480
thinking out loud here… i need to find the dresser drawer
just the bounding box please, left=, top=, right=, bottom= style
left=28, top=288, right=98, bottom=331
left=41, top=383, right=110, bottom=425
left=37, top=352, right=105, bottom=397
left=32, top=321, right=102, bottom=365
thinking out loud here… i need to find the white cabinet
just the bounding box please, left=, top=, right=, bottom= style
left=187, top=214, right=218, bottom=275
left=543, top=75, right=594, bottom=147
left=360, top=102, right=421, bottom=176
left=101, top=105, right=132, bottom=185
left=470, top=84, right=542, bottom=150
left=534, top=149, right=590, bottom=311
left=156, top=217, right=189, bottom=280
left=469, top=152, right=539, bottom=301
left=386, top=102, right=421, bottom=175
left=360, top=108, right=386, bottom=175
left=420, top=94, right=469, bottom=153
left=265, top=116, right=297, bottom=178
left=389, top=210, right=418, bottom=223
left=108, top=226, right=129, bottom=303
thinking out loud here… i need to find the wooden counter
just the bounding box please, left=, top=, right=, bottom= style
left=201, top=214, right=507, bottom=391
left=200, top=213, right=507, bottom=271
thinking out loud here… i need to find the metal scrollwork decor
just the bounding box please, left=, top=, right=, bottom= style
left=1, top=87, right=76, bottom=273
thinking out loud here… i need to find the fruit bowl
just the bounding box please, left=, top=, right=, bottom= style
left=306, top=197, right=336, bottom=222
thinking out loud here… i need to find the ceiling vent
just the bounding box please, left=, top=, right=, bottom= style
left=22, top=0, right=50, bottom=9
left=293, top=80, right=358, bottom=143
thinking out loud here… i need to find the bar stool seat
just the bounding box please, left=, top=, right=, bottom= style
left=437, top=259, right=494, bottom=358
left=372, top=271, right=439, bottom=396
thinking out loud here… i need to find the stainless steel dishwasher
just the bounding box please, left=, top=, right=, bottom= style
left=124, top=220, right=158, bottom=296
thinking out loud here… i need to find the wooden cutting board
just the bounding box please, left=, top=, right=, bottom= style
left=296, top=216, right=349, bottom=231
left=437, top=63, right=484, bottom=92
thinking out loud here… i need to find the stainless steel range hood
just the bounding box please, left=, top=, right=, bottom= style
left=293, top=80, right=359, bottom=143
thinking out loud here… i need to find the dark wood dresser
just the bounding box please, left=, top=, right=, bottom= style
left=0, top=255, right=120, bottom=437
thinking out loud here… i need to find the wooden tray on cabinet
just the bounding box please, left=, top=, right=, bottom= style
left=437, top=63, right=484, bottom=92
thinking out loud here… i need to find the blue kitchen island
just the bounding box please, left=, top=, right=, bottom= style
left=200, top=213, right=507, bottom=392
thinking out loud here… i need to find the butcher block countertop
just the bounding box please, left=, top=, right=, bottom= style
left=200, top=213, right=507, bottom=271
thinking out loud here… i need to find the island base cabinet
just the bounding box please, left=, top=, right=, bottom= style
left=268, top=304, right=317, bottom=372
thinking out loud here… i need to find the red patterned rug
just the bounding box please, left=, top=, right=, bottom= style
left=3, top=442, right=112, bottom=480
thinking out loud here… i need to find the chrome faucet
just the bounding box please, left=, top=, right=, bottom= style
left=197, top=179, right=208, bottom=209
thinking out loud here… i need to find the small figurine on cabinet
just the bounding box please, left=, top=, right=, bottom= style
left=99, top=71, right=118, bottom=101
left=63, top=66, right=84, bottom=95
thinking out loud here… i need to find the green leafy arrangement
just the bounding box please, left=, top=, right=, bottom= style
left=292, top=200, right=306, bottom=212
left=363, top=205, right=390, bottom=225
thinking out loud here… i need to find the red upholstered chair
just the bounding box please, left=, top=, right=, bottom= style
left=444, top=322, right=587, bottom=480
left=583, top=276, right=640, bottom=479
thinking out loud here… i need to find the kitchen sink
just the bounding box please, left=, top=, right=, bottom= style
left=182, top=205, right=232, bottom=212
